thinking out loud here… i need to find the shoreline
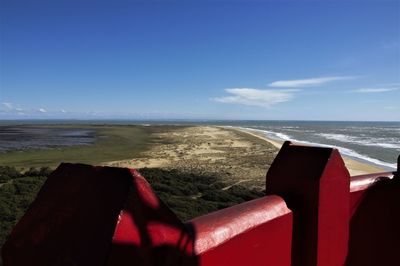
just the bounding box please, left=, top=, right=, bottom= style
left=1, top=123, right=391, bottom=177
left=231, top=127, right=388, bottom=176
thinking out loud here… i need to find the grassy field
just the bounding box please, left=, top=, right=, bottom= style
left=0, top=125, right=169, bottom=169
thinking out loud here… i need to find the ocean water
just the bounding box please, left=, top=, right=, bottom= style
left=221, top=121, right=400, bottom=170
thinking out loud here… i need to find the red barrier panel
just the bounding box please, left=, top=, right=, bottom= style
left=106, top=169, right=196, bottom=266
left=346, top=173, right=399, bottom=266
left=266, top=141, right=350, bottom=266
left=2, top=163, right=131, bottom=265
left=188, top=195, right=292, bottom=266
left=2, top=149, right=398, bottom=265
left=2, top=163, right=196, bottom=266
left=1, top=163, right=292, bottom=266
left=349, top=172, right=393, bottom=217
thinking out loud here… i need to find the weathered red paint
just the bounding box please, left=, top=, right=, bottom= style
left=266, top=141, right=350, bottom=266
left=189, top=195, right=292, bottom=265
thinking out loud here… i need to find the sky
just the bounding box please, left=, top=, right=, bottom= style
left=0, top=0, right=399, bottom=121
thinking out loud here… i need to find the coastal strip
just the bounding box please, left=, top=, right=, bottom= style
left=232, top=127, right=386, bottom=176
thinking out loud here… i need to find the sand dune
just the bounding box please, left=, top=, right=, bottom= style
left=105, top=126, right=388, bottom=185
left=105, top=126, right=277, bottom=190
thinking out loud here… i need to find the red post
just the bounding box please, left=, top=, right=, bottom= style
left=266, top=141, right=350, bottom=266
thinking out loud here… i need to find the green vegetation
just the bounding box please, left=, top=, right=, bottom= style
left=140, top=168, right=265, bottom=221
left=0, top=165, right=264, bottom=263
left=0, top=167, right=49, bottom=265
left=0, top=125, right=153, bottom=169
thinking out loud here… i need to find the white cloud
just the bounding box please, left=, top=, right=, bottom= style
left=269, top=76, right=357, bottom=88
left=214, top=88, right=296, bottom=107
left=0, top=103, right=74, bottom=118
left=2, top=102, right=13, bottom=109
left=352, top=88, right=399, bottom=93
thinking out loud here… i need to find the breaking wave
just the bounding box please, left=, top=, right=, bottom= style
left=318, top=133, right=400, bottom=150
left=239, top=127, right=397, bottom=170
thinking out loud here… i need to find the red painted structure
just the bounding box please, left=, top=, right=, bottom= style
left=266, top=142, right=350, bottom=266
left=346, top=172, right=399, bottom=266
left=190, top=196, right=292, bottom=266
left=2, top=141, right=399, bottom=265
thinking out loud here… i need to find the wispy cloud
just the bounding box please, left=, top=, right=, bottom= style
left=214, top=88, right=296, bottom=107
left=351, top=88, right=399, bottom=93
left=269, top=76, right=358, bottom=88
left=0, top=102, right=72, bottom=118
left=2, top=102, right=13, bottom=109
left=2, top=102, right=25, bottom=112
left=1, top=102, right=29, bottom=117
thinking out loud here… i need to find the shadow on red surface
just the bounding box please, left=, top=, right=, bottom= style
left=346, top=176, right=400, bottom=266
left=1, top=142, right=399, bottom=266
left=2, top=164, right=198, bottom=266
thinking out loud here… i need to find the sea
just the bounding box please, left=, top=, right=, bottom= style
left=219, top=121, right=399, bottom=171
left=0, top=120, right=399, bottom=170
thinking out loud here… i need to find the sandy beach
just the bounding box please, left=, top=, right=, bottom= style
left=105, top=126, right=386, bottom=188
left=235, top=127, right=387, bottom=176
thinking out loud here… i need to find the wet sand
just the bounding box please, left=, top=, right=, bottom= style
left=235, top=127, right=387, bottom=176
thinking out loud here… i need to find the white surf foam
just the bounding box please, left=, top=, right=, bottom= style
left=319, top=133, right=400, bottom=150
left=237, top=127, right=397, bottom=170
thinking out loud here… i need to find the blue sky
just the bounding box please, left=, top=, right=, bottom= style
left=1, top=0, right=399, bottom=121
